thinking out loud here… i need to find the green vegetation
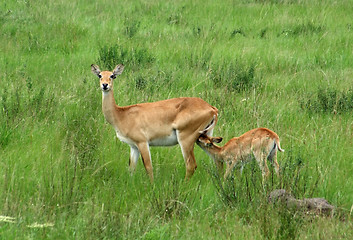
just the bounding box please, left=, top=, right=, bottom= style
left=1, top=0, right=352, bottom=238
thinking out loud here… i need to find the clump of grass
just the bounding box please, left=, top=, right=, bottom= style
left=97, top=44, right=154, bottom=70
left=132, top=70, right=175, bottom=95
left=134, top=75, right=148, bottom=90
left=230, top=28, right=246, bottom=38
left=253, top=0, right=302, bottom=4
left=64, top=113, right=100, bottom=169
left=167, top=10, right=184, bottom=25
left=279, top=150, right=321, bottom=198
left=206, top=159, right=263, bottom=209
left=208, top=60, right=258, bottom=92
left=64, top=78, right=101, bottom=170
left=192, top=26, right=202, bottom=37
left=280, top=22, right=325, bottom=37
left=1, top=78, right=53, bottom=123
left=61, top=78, right=102, bottom=205
left=259, top=28, right=268, bottom=38
left=273, top=205, right=305, bottom=240
left=124, top=18, right=140, bottom=38
left=301, top=88, right=353, bottom=114
left=0, top=75, right=55, bottom=148
left=205, top=149, right=321, bottom=239
left=144, top=225, right=170, bottom=240
left=208, top=150, right=320, bottom=207
left=149, top=174, right=197, bottom=221
left=84, top=209, right=122, bottom=239
left=185, top=48, right=213, bottom=70
left=0, top=122, right=12, bottom=148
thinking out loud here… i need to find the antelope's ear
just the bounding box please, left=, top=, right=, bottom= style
left=91, top=64, right=101, bottom=77
left=198, top=134, right=209, bottom=143
left=212, top=137, right=223, bottom=143
left=112, top=64, right=124, bottom=77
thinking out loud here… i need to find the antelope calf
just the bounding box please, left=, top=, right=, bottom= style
left=197, top=128, right=284, bottom=181
left=91, top=64, right=218, bottom=182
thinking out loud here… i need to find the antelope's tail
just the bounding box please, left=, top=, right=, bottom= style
left=275, top=137, right=285, bottom=152
left=200, top=114, right=217, bottom=135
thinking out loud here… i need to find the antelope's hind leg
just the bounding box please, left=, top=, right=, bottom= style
left=177, top=130, right=198, bottom=180
left=268, top=147, right=280, bottom=177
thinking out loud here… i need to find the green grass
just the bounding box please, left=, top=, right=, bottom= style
left=1, top=0, right=353, bottom=239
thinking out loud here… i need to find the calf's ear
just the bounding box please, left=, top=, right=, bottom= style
left=212, top=137, right=223, bottom=143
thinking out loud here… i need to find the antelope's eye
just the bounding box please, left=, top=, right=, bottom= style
left=110, top=75, right=116, bottom=79
left=98, top=74, right=102, bottom=78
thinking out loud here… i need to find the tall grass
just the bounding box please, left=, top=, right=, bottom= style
left=0, top=0, right=353, bottom=239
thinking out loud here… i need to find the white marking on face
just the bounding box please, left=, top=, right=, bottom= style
left=101, top=84, right=111, bottom=92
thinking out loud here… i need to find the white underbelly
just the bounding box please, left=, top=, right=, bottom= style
left=116, top=129, right=179, bottom=147
left=149, top=130, right=178, bottom=146
left=116, top=131, right=136, bottom=146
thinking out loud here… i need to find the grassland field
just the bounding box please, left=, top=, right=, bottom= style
left=1, top=0, right=353, bottom=239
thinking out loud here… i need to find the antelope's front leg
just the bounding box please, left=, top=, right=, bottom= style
left=223, top=160, right=235, bottom=180
left=271, top=151, right=280, bottom=177
left=215, top=158, right=224, bottom=177
left=129, top=145, right=140, bottom=174
left=137, top=142, right=154, bottom=182
left=176, top=130, right=198, bottom=180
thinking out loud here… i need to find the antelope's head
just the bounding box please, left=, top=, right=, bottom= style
left=197, top=134, right=223, bottom=148
left=91, top=64, right=124, bottom=92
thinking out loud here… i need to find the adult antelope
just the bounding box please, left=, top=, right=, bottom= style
left=91, top=64, right=218, bottom=181
left=197, top=128, right=284, bottom=182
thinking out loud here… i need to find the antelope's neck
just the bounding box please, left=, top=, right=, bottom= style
left=102, top=90, right=120, bottom=127
left=199, top=144, right=223, bottom=159
left=208, top=146, right=223, bottom=157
